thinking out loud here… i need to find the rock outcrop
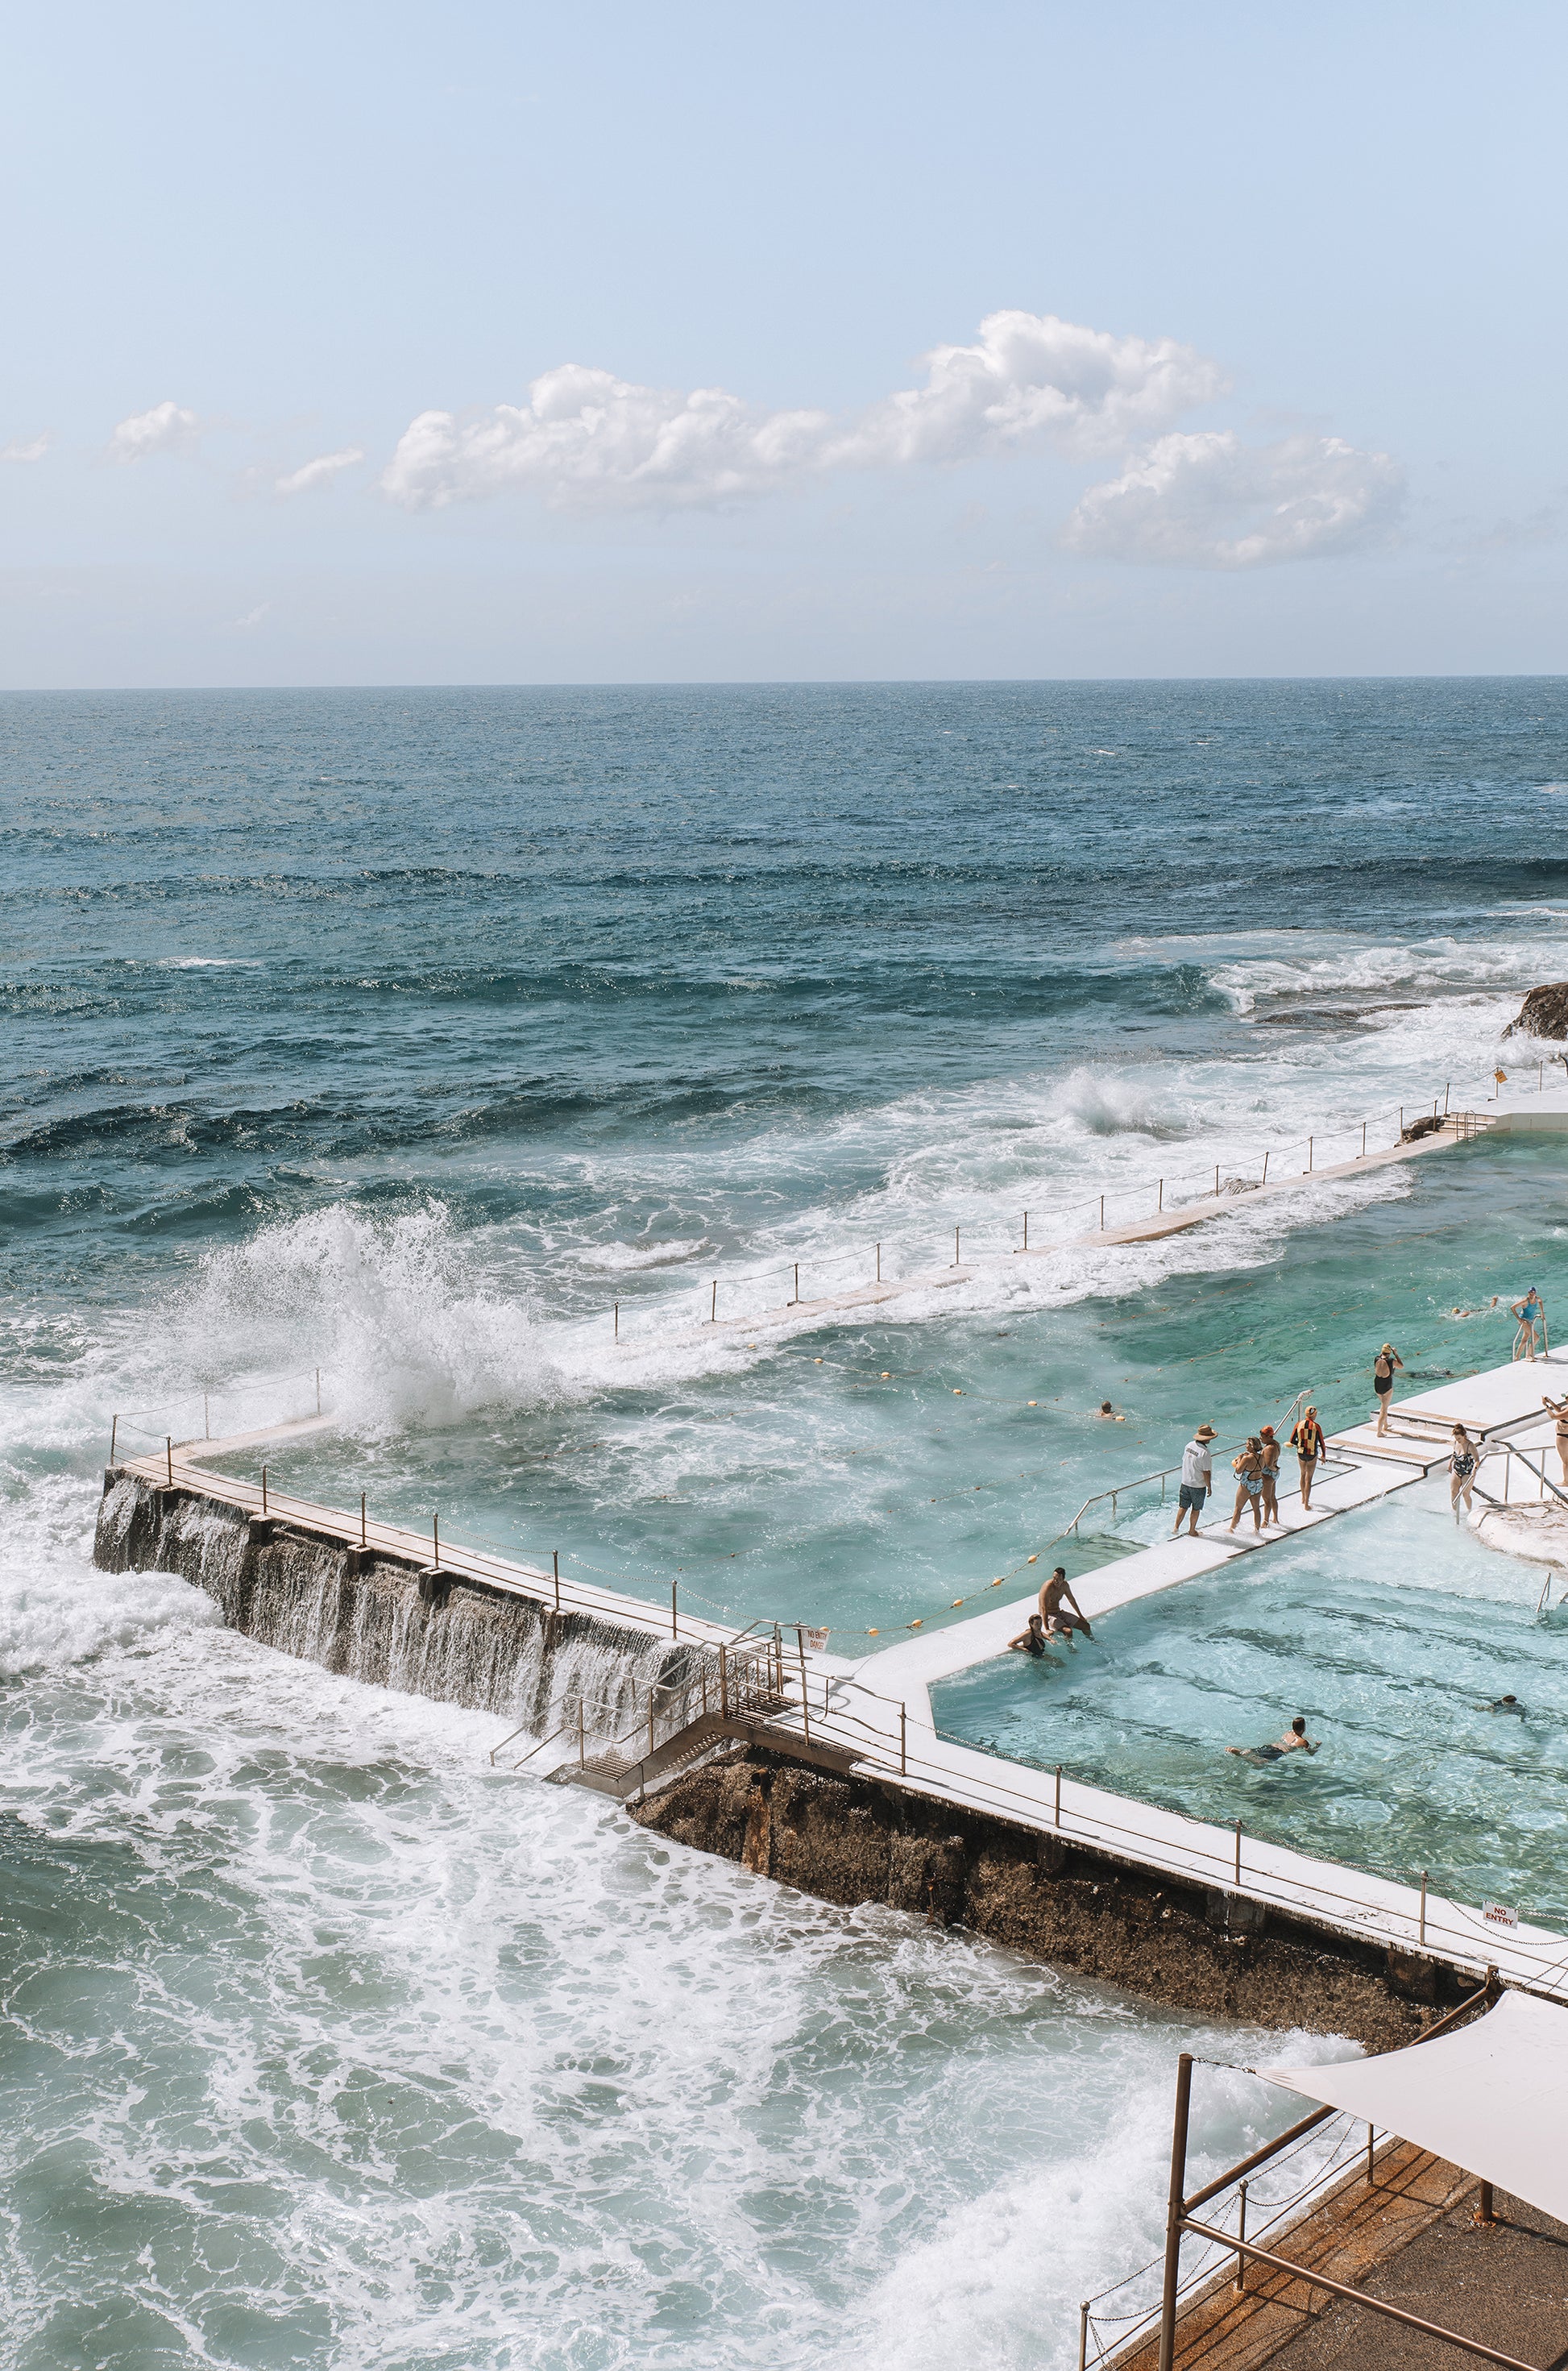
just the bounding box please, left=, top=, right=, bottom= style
left=1504, top=983, right=1568, bottom=1040
left=632, top=1747, right=1461, bottom=2049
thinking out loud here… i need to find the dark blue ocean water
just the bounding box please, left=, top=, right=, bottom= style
left=4, top=681, right=1568, bottom=2371
left=6, top=679, right=1568, bottom=1635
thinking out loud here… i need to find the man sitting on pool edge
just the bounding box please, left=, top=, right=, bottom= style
left=1038, top=1565, right=1092, bottom=1646
left=1227, top=1716, right=1318, bottom=1765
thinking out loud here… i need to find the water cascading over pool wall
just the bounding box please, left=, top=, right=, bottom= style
left=93, top=1468, right=711, bottom=1742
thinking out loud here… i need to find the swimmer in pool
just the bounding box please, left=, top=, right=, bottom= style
left=1007, top=1614, right=1058, bottom=1660
left=1227, top=1715, right=1318, bottom=1765
left=1487, top=1695, right=1525, bottom=1716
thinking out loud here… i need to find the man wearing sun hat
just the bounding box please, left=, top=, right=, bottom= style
left=1173, top=1423, right=1218, bottom=1536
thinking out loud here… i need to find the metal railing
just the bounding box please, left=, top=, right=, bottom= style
left=487, top=1637, right=785, bottom=1779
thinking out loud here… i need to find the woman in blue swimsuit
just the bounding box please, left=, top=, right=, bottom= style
left=1229, top=1436, right=1265, bottom=1534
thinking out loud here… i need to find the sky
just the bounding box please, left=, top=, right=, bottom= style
left=2, top=1, right=1566, bottom=686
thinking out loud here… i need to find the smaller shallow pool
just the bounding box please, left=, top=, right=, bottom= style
left=931, top=1481, right=1568, bottom=1926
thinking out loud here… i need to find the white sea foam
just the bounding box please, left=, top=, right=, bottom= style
left=174, top=1202, right=558, bottom=1430
left=577, top=1235, right=711, bottom=1271
left=0, top=1596, right=1352, bottom=2371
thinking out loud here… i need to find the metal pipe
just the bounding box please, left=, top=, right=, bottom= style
left=1234, top=2180, right=1247, bottom=2292
left=954, top=1226, right=960, bottom=1265
left=1076, top=2302, right=1089, bottom=2371
left=1308, top=1135, right=1313, bottom=1171
left=1155, top=2053, right=1196, bottom=2371
left=1055, top=1764, right=1062, bottom=1827
left=793, top=1261, right=799, bottom=1303
left=614, top=1301, right=619, bottom=1340
left=1477, top=2179, right=1496, bottom=2226
left=1360, top=1121, right=1367, bottom=1156
left=1234, top=1819, right=1242, bottom=1885
left=720, top=1643, right=729, bottom=1719
left=1022, top=1212, right=1028, bottom=1252
left=261, top=1462, right=268, bottom=1514
left=1419, top=1868, right=1427, bottom=1947
left=1445, top=1082, right=1450, bottom=1115
left=1261, top=1152, right=1268, bottom=1186
left=360, top=1491, right=367, bottom=1549
left=1367, top=2123, right=1375, bottom=2185
left=433, top=1512, right=439, bottom=1568
left=167, top=1436, right=174, bottom=1487
left=110, top=1415, right=118, bottom=1464
left=1178, top=2218, right=1537, bottom=2371
left=1214, top=1165, right=1220, bottom=1198
left=797, top=1629, right=811, bottom=1742
left=553, top=1550, right=560, bottom=1613
left=711, top=1280, right=717, bottom=1323
left=579, top=1704, right=586, bottom=1770
left=1158, top=1178, right=1164, bottom=1210
left=671, top=1581, right=678, bottom=1638
left=900, top=1704, right=907, bottom=1775
left=876, top=1240, right=881, bottom=1281
left=649, top=1692, right=656, bottom=1759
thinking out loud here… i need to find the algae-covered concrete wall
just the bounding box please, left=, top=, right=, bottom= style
left=632, top=1749, right=1466, bottom=2049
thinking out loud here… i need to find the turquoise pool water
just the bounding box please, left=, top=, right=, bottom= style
left=931, top=1481, right=1568, bottom=1927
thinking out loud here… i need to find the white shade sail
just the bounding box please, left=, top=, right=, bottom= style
left=1263, top=1991, right=1568, bottom=2228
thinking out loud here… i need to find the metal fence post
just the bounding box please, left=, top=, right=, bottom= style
left=553, top=1550, right=560, bottom=1613
left=900, top=1704, right=907, bottom=1775
left=261, top=1462, right=268, bottom=1514
left=110, top=1415, right=118, bottom=1464
left=670, top=1580, right=678, bottom=1638
left=1056, top=1765, right=1062, bottom=1826
left=1156, top=2053, right=1196, bottom=2371
left=1234, top=1820, right=1242, bottom=1885
left=1077, top=2301, right=1090, bottom=2370
left=1235, top=2179, right=1248, bottom=2292
left=166, top=1436, right=174, bottom=1487
left=797, top=1629, right=811, bottom=1743
left=360, top=1491, right=367, bottom=1548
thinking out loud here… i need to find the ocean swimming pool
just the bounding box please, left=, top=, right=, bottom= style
left=931, top=1481, right=1568, bottom=1927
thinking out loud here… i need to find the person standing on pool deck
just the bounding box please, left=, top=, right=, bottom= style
left=1038, top=1566, right=1092, bottom=1643
left=1512, top=1287, right=1545, bottom=1360
left=1450, top=1424, right=1480, bottom=1518
left=1230, top=1437, right=1265, bottom=1534
left=1173, top=1424, right=1218, bottom=1536
left=1290, top=1405, right=1326, bottom=1509
left=1544, top=1393, right=1568, bottom=1484
left=1372, top=1343, right=1403, bottom=1435
left=1257, top=1426, right=1281, bottom=1526
left=1227, top=1716, right=1318, bottom=1764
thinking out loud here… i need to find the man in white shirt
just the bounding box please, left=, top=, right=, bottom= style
left=1172, top=1424, right=1217, bottom=1536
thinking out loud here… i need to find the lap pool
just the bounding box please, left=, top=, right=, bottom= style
left=931, top=1481, right=1568, bottom=1928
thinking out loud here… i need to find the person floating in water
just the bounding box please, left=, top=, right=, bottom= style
left=1227, top=1716, right=1318, bottom=1764
left=1097, top=1399, right=1126, bottom=1421
left=1450, top=1423, right=1481, bottom=1517
left=1487, top=1694, right=1525, bottom=1717
left=1038, top=1565, right=1092, bottom=1645
left=1512, top=1287, right=1546, bottom=1361
left=1007, top=1613, right=1058, bottom=1659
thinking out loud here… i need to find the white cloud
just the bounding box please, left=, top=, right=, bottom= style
left=233, top=603, right=270, bottom=628
left=276, top=446, right=365, bottom=496
left=2, top=432, right=49, bottom=463
left=380, top=310, right=1225, bottom=513
left=1062, top=430, right=1404, bottom=567
left=109, top=401, right=200, bottom=462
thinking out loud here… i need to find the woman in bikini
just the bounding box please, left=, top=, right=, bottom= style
left=1372, top=1343, right=1403, bottom=1436
left=1257, top=1426, right=1281, bottom=1525
left=1450, top=1424, right=1479, bottom=1518
left=1290, top=1405, right=1325, bottom=1510
left=1230, top=1437, right=1265, bottom=1534
left=1543, top=1393, right=1568, bottom=1484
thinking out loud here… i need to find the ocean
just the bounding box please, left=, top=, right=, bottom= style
left=4, top=677, right=1567, bottom=2368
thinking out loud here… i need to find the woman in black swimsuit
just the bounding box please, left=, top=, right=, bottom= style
left=1372, top=1342, right=1403, bottom=1437
left=1450, top=1424, right=1479, bottom=1516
